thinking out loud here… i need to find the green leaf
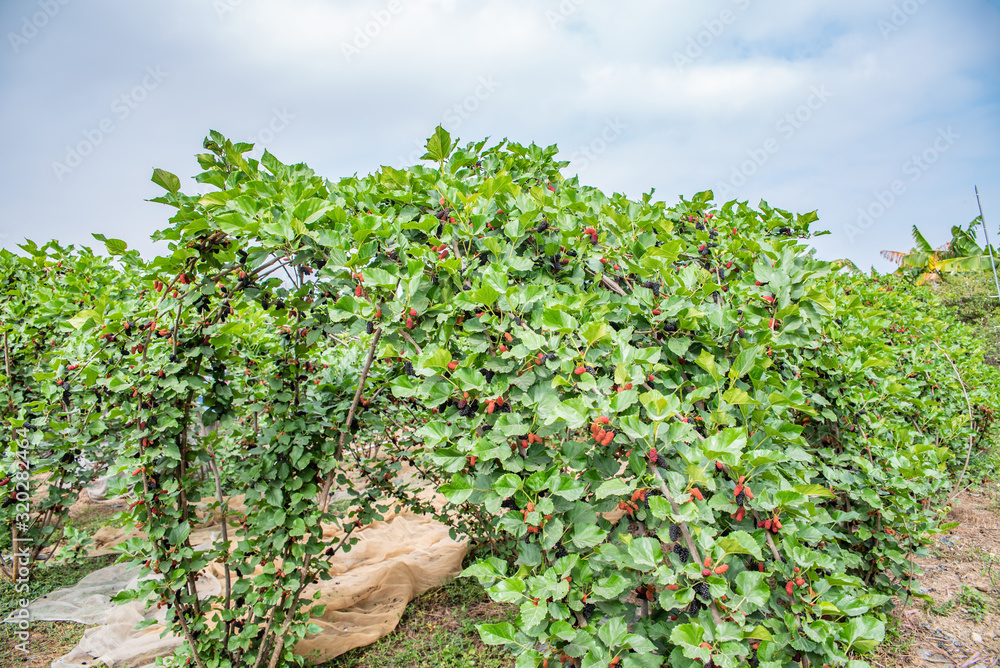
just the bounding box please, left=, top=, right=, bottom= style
left=101, top=238, right=128, bottom=255
left=571, top=524, right=607, bottom=549
left=595, top=478, right=629, bottom=500
left=488, top=577, right=527, bottom=604
left=641, top=390, right=681, bottom=421
left=627, top=537, right=661, bottom=570
left=293, top=199, right=335, bottom=225
left=717, top=531, right=763, bottom=560
left=541, top=309, right=578, bottom=333
left=793, top=484, right=835, bottom=498
left=592, top=573, right=630, bottom=599
left=423, top=126, right=453, bottom=162
left=462, top=557, right=507, bottom=581
left=440, top=474, right=474, bottom=504
left=422, top=347, right=454, bottom=370
left=729, top=346, right=761, bottom=382
left=520, top=599, right=547, bottom=628
left=478, top=622, right=518, bottom=645
left=151, top=168, right=181, bottom=193
left=721, top=387, right=757, bottom=406
left=670, top=623, right=710, bottom=662
left=667, top=337, right=691, bottom=357
left=597, top=617, right=628, bottom=651
left=69, top=310, right=101, bottom=329
left=733, top=571, right=770, bottom=610
left=744, top=625, right=774, bottom=641
left=494, top=474, right=522, bottom=498
left=842, top=617, right=885, bottom=653
left=549, top=401, right=588, bottom=429
left=549, top=475, right=586, bottom=501
left=469, top=285, right=501, bottom=306
left=480, top=173, right=513, bottom=201
left=580, top=322, right=611, bottom=345
left=695, top=349, right=722, bottom=383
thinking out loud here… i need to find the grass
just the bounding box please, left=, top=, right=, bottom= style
left=322, top=576, right=516, bottom=668
left=0, top=553, right=116, bottom=667
left=985, top=552, right=1000, bottom=590
left=956, top=585, right=993, bottom=623
left=67, top=503, right=123, bottom=536
left=924, top=584, right=996, bottom=624
left=927, top=596, right=956, bottom=617
left=936, top=274, right=1000, bottom=367
left=869, top=615, right=916, bottom=668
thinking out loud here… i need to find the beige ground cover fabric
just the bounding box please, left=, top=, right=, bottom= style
left=28, top=492, right=466, bottom=667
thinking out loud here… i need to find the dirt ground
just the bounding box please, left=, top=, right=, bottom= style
left=873, top=483, right=1000, bottom=668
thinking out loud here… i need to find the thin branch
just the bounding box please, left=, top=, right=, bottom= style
left=334, top=328, right=382, bottom=463
left=210, top=254, right=281, bottom=283
left=172, top=591, right=209, bottom=668
left=250, top=599, right=286, bottom=668
left=932, top=341, right=976, bottom=502
left=648, top=463, right=723, bottom=625
left=279, top=260, right=297, bottom=287
left=400, top=330, right=423, bottom=354
left=581, top=267, right=628, bottom=296
left=171, top=301, right=183, bottom=357
left=207, top=455, right=232, bottom=611
left=266, top=637, right=287, bottom=668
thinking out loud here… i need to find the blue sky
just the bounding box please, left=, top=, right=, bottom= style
left=1, top=0, right=998, bottom=270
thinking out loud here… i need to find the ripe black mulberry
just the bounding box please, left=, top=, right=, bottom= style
left=669, top=523, right=681, bottom=542
left=694, top=582, right=711, bottom=601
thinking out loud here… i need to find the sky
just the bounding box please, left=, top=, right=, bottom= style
left=1, top=0, right=998, bottom=271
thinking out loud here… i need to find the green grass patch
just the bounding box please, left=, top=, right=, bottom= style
left=0, top=553, right=117, bottom=666
left=323, top=577, right=515, bottom=668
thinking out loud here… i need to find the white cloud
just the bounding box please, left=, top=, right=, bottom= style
left=0, top=0, right=997, bottom=269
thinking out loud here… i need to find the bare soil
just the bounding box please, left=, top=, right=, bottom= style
left=873, top=483, right=1000, bottom=668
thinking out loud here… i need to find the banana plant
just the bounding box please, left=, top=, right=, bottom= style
left=881, top=220, right=998, bottom=284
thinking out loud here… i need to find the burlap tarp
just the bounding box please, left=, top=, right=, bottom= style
left=26, top=511, right=466, bottom=667
left=19, top=482, right=467, bottom=667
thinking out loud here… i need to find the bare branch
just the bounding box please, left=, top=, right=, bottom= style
left=932, top=341, right=976, bottom=502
